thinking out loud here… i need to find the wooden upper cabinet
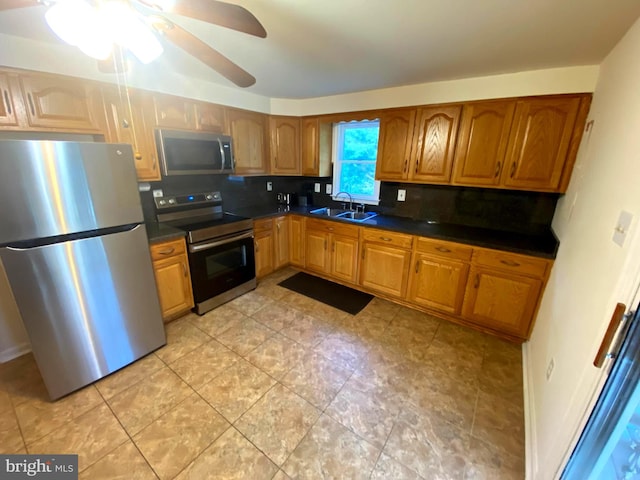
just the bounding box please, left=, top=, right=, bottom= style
left=227, top=108, right=269, bottom=175
left=412, top=105, right=461, bottom=183
left=375, top=109, right=416, bottom=181
left=502, top=96, right=581, bottom=190
left=153, top=94, right=196, bottom=130
left=301, top=117, right=332, bottom=176
left=0, top=73, right=20, bottom=127
left=195, top=102, right=226, bottom=132
left=18, top=73, right=102, bottom=132
left=101, top=87, right=160, bottom=181
left=270, top=116, right=301, bottom=175
left=452, top=100, right=516, bottom=186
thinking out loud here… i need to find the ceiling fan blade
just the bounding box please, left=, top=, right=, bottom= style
left=138, top=0, right=266, bottom=38
left=0, top=0, right=39, bottom=11
left=154, top=21, right=256, bottom=87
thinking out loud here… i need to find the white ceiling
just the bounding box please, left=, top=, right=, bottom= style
left=1, top=0, right=640, bottom=99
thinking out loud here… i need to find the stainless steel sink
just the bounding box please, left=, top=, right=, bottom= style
left=309, top=207, right=377, bottom=222
left=336, top=211, right=378, bottom=222
left=309, top=207, right=348, bottom=216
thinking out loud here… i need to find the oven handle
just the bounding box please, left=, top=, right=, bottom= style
left=189, top=231, right=254, bottom=253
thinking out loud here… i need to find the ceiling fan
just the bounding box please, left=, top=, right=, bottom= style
left=0, top=0, right=266, bottom=87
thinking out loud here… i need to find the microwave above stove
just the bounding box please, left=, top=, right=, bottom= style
left=155, top=129, right=235, bottom=176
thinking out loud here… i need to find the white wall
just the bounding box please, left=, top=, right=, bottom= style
left=525, top=15, right=640, bottom=480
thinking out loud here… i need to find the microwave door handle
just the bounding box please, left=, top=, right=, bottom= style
left=217, top=139, right=226, bottom=172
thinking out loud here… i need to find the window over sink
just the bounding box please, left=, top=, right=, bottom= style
left=331, top=120, right=380, bottom=205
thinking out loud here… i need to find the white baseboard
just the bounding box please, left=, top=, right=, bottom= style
left=522, top=342, right=538, bottom=480
left=0, top=342, right=31, bottom=363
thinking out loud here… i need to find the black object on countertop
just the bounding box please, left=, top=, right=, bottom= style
left=279, top=272, right=373, bottom=315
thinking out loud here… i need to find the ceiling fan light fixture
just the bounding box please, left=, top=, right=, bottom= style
left=45, top=0, right=112, bottom=60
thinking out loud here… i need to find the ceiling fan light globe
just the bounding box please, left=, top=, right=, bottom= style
left=126, top=29, right=163, bottom=64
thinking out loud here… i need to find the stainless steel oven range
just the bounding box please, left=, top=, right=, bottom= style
left=155, top=191, right=256, bottom=315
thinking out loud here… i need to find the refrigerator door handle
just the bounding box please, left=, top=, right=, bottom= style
left=4, top=224, right=142, bottom=251
left=593, top=303, right=633, bottom=368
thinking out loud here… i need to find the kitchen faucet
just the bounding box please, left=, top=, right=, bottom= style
left=335, top=191, right=353, bottom=211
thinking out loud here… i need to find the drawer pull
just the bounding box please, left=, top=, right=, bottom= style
left=500, top=259, right=521, bottom=267
left=435, top=246, right=451, bottom=253
left=379, top=236, right=392, bottom=242
left=474, top=274, right=480, bottom=288
left=328, top=227, right=334, bottom=231
left=158, top=247, right=175, bottom=255
left=182, top=262, right=187, bottom=277
left=3, top=90, right=11, bottom=115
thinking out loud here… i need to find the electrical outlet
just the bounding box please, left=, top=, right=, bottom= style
left=397, top=189, right=406, bottom=202
left=325, top=184, right=332, bottom=195
left=266, top=181, right=273, bottom=191
left=314, top=183, right=321, bottom=193
left=546, top=358, right=555, bottom=381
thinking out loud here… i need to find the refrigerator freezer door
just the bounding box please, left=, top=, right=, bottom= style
left=0, top=224, right=165, bottom=399
left=0, top=140, right=143, bottom=245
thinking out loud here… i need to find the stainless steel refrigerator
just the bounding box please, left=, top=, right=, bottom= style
left=0, top=140, right=166, bottom=400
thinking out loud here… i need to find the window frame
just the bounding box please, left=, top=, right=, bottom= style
left=331, top=120, right=381, bottom=206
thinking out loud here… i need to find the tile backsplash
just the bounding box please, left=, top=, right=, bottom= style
left=141, top=174, right=558, bottom=236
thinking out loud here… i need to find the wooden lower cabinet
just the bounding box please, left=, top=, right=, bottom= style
left=407, top=253, right=469, bottom=314
left=254, top=218, right=275, bottom=278
left=359, top=242, right=411, bottom=298
left=274, top=216, right=289, bottom=269
left=461, top=265, right=543, bottom=338
left=305, top=219, right=359, bottom=283
left=289, top=215, right=305, bottom=267
left=150, top=238, right=194, bottom=321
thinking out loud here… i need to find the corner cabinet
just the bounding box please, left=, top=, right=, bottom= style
left=227, top=108, right=269, bottom=175
left=150, top=238, right=194, bottom=322
left=101, top=87, right=160, bottom=181
left=270, top=116, right=301, bottom=175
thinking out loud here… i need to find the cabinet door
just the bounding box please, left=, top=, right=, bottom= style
left=289, top=215, right=305, bottom=267
left=412, top=105, right=461, bottom=183
left=375, top=109, right=416, bottom=181
left=153, top=253, right=194, bottom=321
left=153, top=94, right=195, bottom=129
left=407, top=253, right=469, bottom=314
left=18, top=74, right=101, bottom=131
left=503, top=96, right=581, bottom=191
left=227, top=109, right=269, bottom=174
left=0, top=73, right=19, bottom=127
left=101, top=88, right=160, bottom=181
left=305, top=229, right=330, bottom=274
left=195, top=102, right=226, bottom=132
left=359, top=243, right=411, bottom=298
left=452, top=100, right=516, bottom=186
left=330, top=234, right=359, bottom=283
left=270, top=116, right=301, bottom=175
left=462, top=266, right=542, bottom=339
left=254, top=230, right=274, bottom=278
left=301, top=117, right=319, bottom=175
left=274, top=216, right=290, bottom=269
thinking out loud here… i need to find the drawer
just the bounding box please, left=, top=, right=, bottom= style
left=150, top=237, right=186, bottom=261
left=361, top=228, right=413, bottom=249
left=306, top=218, right=359, bottom=238
left=253, top=218, right=273, bottom=234
left=472, top=248, right=550, bottom=278
left=415, top=237, right=472, bottom=261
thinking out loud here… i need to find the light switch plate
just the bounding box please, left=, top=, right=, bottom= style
left=152, top=189, right=164, bottom=198
left=613, top=210, right=633, bottom=247
left=314, top=183, right=321, bottom=193
left=397, top=189, right=406, bottom=201
left=325, top=184, right=332, bottom=195
left=266, top=181, right=273, bottom=191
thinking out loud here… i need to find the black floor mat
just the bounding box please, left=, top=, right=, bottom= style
left=278, top=272, right=373, bottom=315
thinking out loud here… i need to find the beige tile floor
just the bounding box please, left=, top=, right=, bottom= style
left=0, top=267, right=525, bottom=479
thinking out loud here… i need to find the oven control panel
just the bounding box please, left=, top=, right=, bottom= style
left=155, top=191, right=221, bottom=209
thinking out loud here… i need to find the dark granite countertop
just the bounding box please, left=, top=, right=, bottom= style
left=228, top=205, right=559, bottom=259
left=145, top=222, right=186, bottom=243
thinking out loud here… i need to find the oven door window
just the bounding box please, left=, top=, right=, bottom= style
left=188, top=235, right=256, bottom=303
